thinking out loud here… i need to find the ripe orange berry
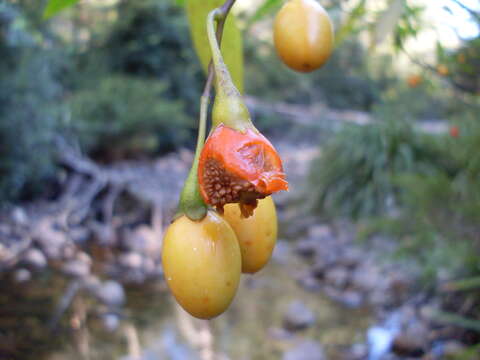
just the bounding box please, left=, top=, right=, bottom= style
left=162, top=212, right=241, bottom=319
left=407, top=74, right=422, bottom=88
left=223, top=197, right=278, bottom=274
left=274, top=0, right=334, bottom=73
left=449, top=126, right=459, bottom=138
left=198, top=124, right=288, bottom=217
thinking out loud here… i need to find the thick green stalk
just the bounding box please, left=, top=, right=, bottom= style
left=207, top=9, right=254, bottom=132
left=178, top=94, right=209, bottom=220
left=177, top=0, right=238, bottom=221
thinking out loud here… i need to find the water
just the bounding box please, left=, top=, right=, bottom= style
left=0, top=242, right=372, bottom=360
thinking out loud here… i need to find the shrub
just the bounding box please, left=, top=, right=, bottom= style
left=70, top=75, right=191, bottom=158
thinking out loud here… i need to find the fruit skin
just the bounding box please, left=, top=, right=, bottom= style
left=223, top=197, right=278, bottom=274
left=161, top=211, right=241, bottom=319
left=198, top=124, right=288, bottom=217
left=274, top=0, right=334, bottom=73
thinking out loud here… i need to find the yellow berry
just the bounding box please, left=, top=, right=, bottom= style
left=223, top=197, right=277, bottom=274
left=162, top=211, right=241, bottom=319
left=274, top=0, right=334, bottom=73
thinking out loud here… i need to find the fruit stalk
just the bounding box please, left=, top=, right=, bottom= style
left=207, top=5, right=254, bottom=132
left=178, top=0, right=238, bottom=221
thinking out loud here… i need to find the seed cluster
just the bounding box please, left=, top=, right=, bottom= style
left=202, top=159, right=262, bottom=213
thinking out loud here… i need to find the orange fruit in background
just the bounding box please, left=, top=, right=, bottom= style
left=162, top=212, right=241, bottom=319
left=449, top=126, right=459, bottom=138
left=274, top=0, right=334, bottom=73
left=437, top=64, right=449, bottom=76
left=407, top=74, right=422, bottom=88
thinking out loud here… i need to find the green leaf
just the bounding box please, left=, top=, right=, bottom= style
left=43, top=0, right=79, bottom=19
left=186, top=0, right=243, bottom=93
left=248, top=0, right=282, bottom=26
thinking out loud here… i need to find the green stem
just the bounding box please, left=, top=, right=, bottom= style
left=207, top=8, right=254, bottom=132
left=178, top=94, right=209, bottom=221
left=177, top=0, right=238, bottom=221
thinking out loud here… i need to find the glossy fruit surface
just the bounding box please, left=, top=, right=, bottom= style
left=274, top=0, right=334, bottom=73
left=223, top=197, right=277, bottom=274
left=162, top=211, right=241, bottom=319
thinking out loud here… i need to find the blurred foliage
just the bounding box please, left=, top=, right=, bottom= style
left=308, top=118, right=449, bottom=219
left=0, top=3, right=65, bottom=201
left=186, top=0, right=244, bottom=92
left=245, top=38, right=386, bottom=110
left=70, top=75, right=191, bottom=159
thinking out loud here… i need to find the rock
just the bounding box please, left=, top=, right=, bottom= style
left=297, top=275, right=322, bottom=292
left=337, top=290, right=363, bottom=308
left=295, top=239, right=318, bottom=258
left=122, top=225, right=160, bottom=256
left=34, top=219, right=68, bottom=259
left=267, top=327, right=294, bottom=341
left=351, top=263, right=381, bottom=291
left=337, top=248, right=362, bottom=268
left=271, top=240, right=290, bottom=265
left=11, top=207, right=28, bottom=226
left=22, top=248, right=47, bottom=269
left=93, top=281, right=125, bottom=307
left=14, top=268, right=31, bottom=282
left=62, top=255, right=91, bottom=278
left=283, top=301, right=316, bottom=331
left=392, top=333, right=425, bottom=357
left=307, top=224, right=332, bottom=241
left=283, top=340, right=325, bottom=360
left=70, top=227, right=91, bottom=244
left=349, top=343, right=368, bottom=360
left=100, top=313, right=121, bottom=332
left=325, top=267, right=349, bottom=288
left=119, top=252, right=143, bottom=269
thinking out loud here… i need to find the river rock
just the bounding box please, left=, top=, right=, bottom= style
left=283, top=340, right=325, bottom=360
left=119, top=252, right=143, bottom=268
left=392, top=332, right=426, bottom=357
left=93, top=280, right=125, bottom=307
left=62, top=254, right=92, bottom=277
left=295, top=239, right=318, bottom=258
left=22, top=248, right=47, bottom=269
left=11, top=207, right=28, bottom=226
left=307, top=224, right=332, bottom=241
left=297, top=274, right=322, bottom=292
left=325, top=266, right=349, bottom=288
left=14, top=268, right=31, bottom=282
left=351, top=263, right=381, bottom=291
left=283, top=301, right=316, bottom=331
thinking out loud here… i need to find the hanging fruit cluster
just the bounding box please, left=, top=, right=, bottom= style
left=162, top=0, right=333, bottom=319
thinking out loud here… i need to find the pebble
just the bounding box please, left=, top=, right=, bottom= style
left=392, top=333, right=426, bottom=357
left=283, top=340, right=325, bottom=360
left=14, top=268, right=31, bottom=282
left=22, top=248, right=47, bottom=269
left=119, top=252, right=143, bottom=269
left=283, top=300, right=316, bottom=331
left=93, top=280, right=125, bottom=307
left=62, top=258, right=91, bottom=278
left=11, top=207, right=28, bottom=226
left=100, top=313, right=121, bottom=332
left=325, top=266, right=349, bottom=288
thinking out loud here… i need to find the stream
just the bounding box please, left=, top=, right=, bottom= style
left=0, top=241, right=373, bottom=360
